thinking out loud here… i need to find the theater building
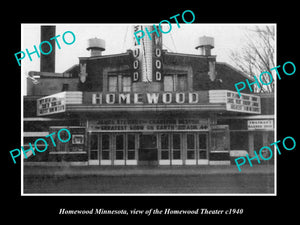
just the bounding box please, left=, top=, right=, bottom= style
left=23, top=25, right=274, bottom=166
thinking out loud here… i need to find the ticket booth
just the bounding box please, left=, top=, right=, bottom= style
left=48, top=126, right=87, bottom=163
left=209, top=125, right=230, bottom=165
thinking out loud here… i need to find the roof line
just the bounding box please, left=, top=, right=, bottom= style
left=217, top=61, right=255, bottom=81
left=163, top=51, right=216, bottom=59
left=79, top=51, right=131, bottom=61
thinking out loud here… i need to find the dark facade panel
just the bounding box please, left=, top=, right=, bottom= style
left=260, top=94, right=274, bottom=115
left=215, top=63, right=252, bottom=93
left=24, top=97, right=38, bottom=117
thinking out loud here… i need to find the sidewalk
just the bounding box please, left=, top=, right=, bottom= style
left=23, top=164, right=275, bottom=177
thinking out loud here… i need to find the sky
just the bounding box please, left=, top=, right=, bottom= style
left=21, top=23, right=275, bottom=90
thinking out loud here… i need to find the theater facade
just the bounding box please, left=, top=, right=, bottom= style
left=23, top=25, right=275, bottom=166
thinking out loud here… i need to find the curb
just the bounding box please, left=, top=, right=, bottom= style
left=23, top=165, right=275, bottom=177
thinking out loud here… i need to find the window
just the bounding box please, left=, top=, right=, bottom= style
left=187, top=134, right=196, bottom=160
left=101, top=134, right=110, bottom=160
left=108, top=76, right=118, bottom=92
left=90, top=134, right=98, bottom=160
left=127, top=134, right=136, bottom=160
left=163, top=74, right=187, bottom=92
left=164, top=75, right=174, bottom=92
left=160, top=134, right=170, bottom=160
left=91, top=134, right=98, bottom=149
left=172, top=134, right=181, bottom=160
left=122, top=76, right=132, bottom=92
left=187, top=134, right=195, bottom=149
left=116, top=134, right=125, bottom=160
left=72, top=135, right=84, bottom=144
left=108, top=74, right=132, bottom=92
left=198, top=134, right=207, bottom=159
left=177, top=74, right=187, bottom=91
left=62, top=83, right=69, bottom=91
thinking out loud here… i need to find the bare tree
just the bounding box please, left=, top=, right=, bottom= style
left=230, top=25, right=275, bottom=93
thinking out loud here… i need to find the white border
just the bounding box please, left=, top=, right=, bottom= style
left=21, top=23, right=277, bottom=196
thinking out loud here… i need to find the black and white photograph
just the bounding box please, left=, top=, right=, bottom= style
left=4, top=4, right=298, bottom=221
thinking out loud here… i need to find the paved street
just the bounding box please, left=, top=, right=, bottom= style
left=23, top=165, right=274, bottom=194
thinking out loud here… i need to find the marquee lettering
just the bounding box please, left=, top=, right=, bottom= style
left=91, top=92, right=201, bottom=105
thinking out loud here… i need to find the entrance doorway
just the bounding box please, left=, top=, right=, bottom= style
left=139, top=134, right=158, bottom=165
left=88, top=133, right=138, bottom=165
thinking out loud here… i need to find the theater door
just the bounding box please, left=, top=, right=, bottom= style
left=88, top=133, right=138, bottom=165
left=138, top=134, right=158, bottom=166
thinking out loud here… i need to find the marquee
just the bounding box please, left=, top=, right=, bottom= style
left=37, top=90, right=261, bottom=115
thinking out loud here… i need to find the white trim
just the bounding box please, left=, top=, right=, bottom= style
left=69, top=162, right=88, bottom=166
left=88, top=160, right=99, bottom=165
left=164, top=51, right=216, bottom=59
left=185, top=160, right=197, bottom=165
left=79, top=51, right=130, bottom=61
left=113, top=160, right=125, bottom=165
left=88, top=129, right=209, bottom=133
left=24, top=132, right=49, bottom=137
left=23, top=117, right=65, bottom=121
left=49, top=126, right=85, bottom=129
left=159, top=160, right=170, bottom=165
left=126, top=160, right=137, bottom=165
left=49, top=151, right=87, bottom=154
left=100, top=160, right=112, bottom=165
left=24, top=162, right=88, bottom=166
left=210, top=151, right=229, bottom=153
left=230, top=150, right=248, bottom=157
left=209, top=161, right=231, bottom=165
left=198, top=159, right=209, bottom=165
left=172, top=160, right=183, bottom=165
left=67, top=104, right=227, bottom=112
left=219, top=115, right=274, bottom=119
